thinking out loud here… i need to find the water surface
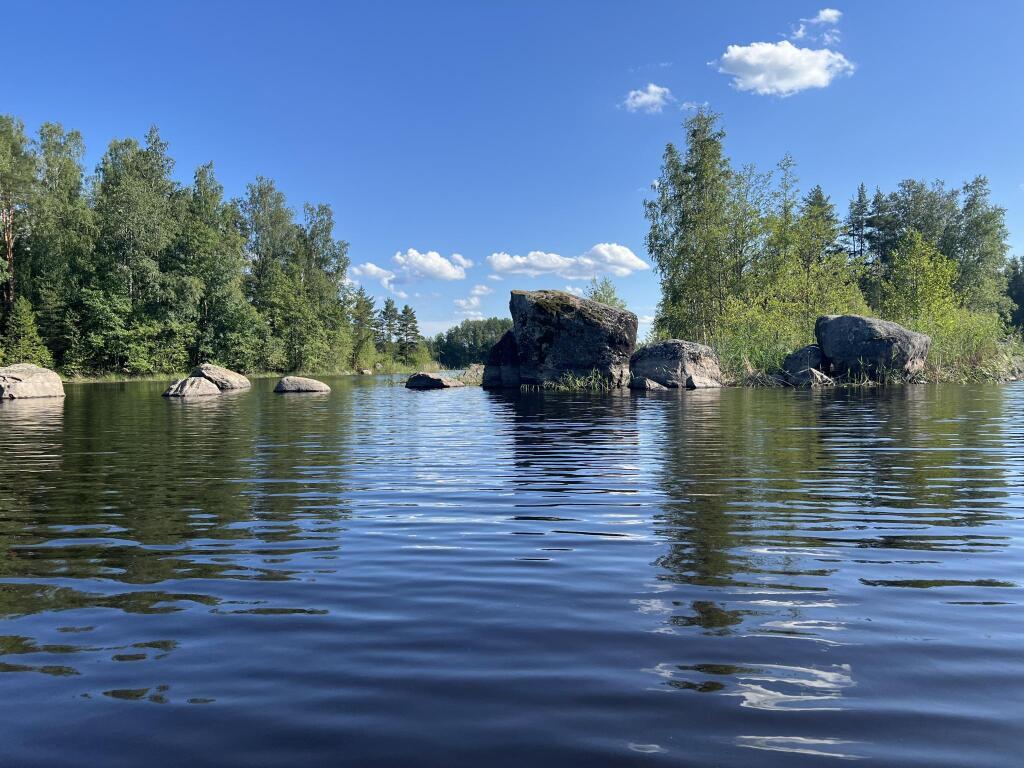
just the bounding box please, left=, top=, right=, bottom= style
left=1, top=377, right=1022, bottom=766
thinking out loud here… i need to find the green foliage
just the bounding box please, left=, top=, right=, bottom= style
left=0, top=113, right=428, bottom=377
left=584, top=277, right=627, bottom=309
left=879, top=231, right=958, bottom=323
left=431, top=317, right=513, bottom=368
left=3, top=296, right=53, bottom=367
left=540, top=369, right=615, bottom=392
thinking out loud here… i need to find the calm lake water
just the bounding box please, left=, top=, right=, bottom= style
left=1, top=377, right=1022, bottom=766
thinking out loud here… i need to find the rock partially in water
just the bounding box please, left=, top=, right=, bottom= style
left=782, top=344, right=828, bottom=386
left=359, top=369, right=373, bottom=376
left=815, top=315, right=931, bottom=379
left=630, top=340, right=723, bottom=389
left=482, top=330, right=522, bottom=389
left=458, top=364, right=485, bottom=386
left=629, top=376, right=667, bottom=391
left=0, top=363, right=65, bottom=399
left=275, top=376, right=331, bottom=393
left=507, top=290, right=637, bottom=388
left=406, top=372, right=465, bottom=390
left=192, top=363, right=251, bottom=391
left=163, top=376, right=221, bottom=398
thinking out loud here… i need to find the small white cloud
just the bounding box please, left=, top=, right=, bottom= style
left=487, top=242, right=649, bottom=280
left=804, top=8, right=842, bottom=25
left=454, top=295, right=481, bottom=310
left=789, top=23, right=807, bottom=40
left=393, top=248, right=470, bottom=281
left=470, top=284, right=492, bottom=296
left=623, top=83, right=674, bottom=114
left=564, top=285, right=585, bottom=297
left=351, top=262, right=397, bottom=292
left=716, top=40, right=854, bottom=96
left=821, top=29, right=841, bottom=45
left=680, top=100, right=708, bottom=111
left=487, top=274, right=503, bottom=282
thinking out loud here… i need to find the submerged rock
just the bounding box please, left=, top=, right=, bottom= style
left=0, top=363, right=65, bottom=399
left=782, top=344, right=828, bottom=386
left=191, top=363, right=251, bottom=391
left=359, top=369, right=373, bottom=376
left=501, top=290, right=637, bottom=388
left=815, top=315, right=931, bottom=379
left=405, top=372, right=465, bottom=390
left=275, top=376, right=330, bottom=393
left=630, top=340, right=723, bottom=389
left=629, top=376, right=667, bottom=391
left=482, top=330, right=522, bottom=389
left=163, top=376, right=221, bottom=398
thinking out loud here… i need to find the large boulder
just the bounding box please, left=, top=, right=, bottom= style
left=482, top=330, right=522, bottom=389
left=506, top=290, right=637, bottom=388
left=192, top=363, right=251, bottom=391
left=458, top=363, right=485, bottom=386
left=630, top=340, right=723, bottom=389
left=405, top=372, right=465, bottom=390
left=782, top=344, right=827, bottom=386
left=163, top=376, right=221, bottom=398
left=275, top=376, right=330, bottom=393
left=815, top=315, right=931, bottom=379
left=0, top=363, right=65, bottom=399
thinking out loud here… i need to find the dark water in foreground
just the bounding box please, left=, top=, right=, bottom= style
left=1, top=377, right=1022, bottom=767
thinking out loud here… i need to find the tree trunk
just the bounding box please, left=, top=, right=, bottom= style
left=1, top=200, right=15, bottom=322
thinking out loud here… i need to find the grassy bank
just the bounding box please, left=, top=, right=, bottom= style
left=63, top=360, right=441, bottom=384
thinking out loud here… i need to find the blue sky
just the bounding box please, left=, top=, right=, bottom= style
left=7, top=1, right=1023, bottom=336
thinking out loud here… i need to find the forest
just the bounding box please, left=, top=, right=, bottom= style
left=3, top=110, right=1023, bottom=382
left=0, top=116, right=438, bottom=376
left=644, top=110, right=1024, bottom=380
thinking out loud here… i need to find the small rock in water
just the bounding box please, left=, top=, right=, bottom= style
left=405, top=372, right=465, bottom=390
left=459, top=364, right=485, bottom=386
left=0, top=363, right=65, bottom=399
left=275, top=376, right=331, bottom=393
left=163, top=376, right=221, bottom=398
left=629, top=376, right=667, bottom=391
left=359, top=369, right=373, bottom=376
left=191, top=363, right=251, bottom=391
left=630, top=340, right=723, bottom=389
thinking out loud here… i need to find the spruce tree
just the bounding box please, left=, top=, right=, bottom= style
left=4, top=296, right=53, bottom=367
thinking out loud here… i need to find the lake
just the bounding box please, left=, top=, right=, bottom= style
left=1, top=377, right=1022, bottom=766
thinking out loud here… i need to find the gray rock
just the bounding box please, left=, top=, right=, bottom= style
left=0, top=363, right=65, bottom=399
left=815, top=315, right=931, bottom=379
left=482, top=330, right=522, bottom=389
left=275, top=376, right=330, bottom=393
left=163, top=376, right=221, bottom=398
left=405, top=372, right=466, bottom=390
left=507, top=290, right=637, bottom=388
left=630, top=340, right=723, bottom=389
left=458, top=363, right=485, bottom=386
left=782, top=344, right=827, bottom=386
left=191, top=363, right=251, bottom=391
left=629, top=376, right=667, bottom=391
left=359, top=369, right=373, bottom=376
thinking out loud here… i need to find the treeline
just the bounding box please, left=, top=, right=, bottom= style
left=645, top=110, right=1020, bottom=379
left=0, top=115, right=429, bottom=375
left=429, top=317, right=513, bottom=369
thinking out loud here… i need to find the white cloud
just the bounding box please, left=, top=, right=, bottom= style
left=681, top=100, right=708, bottom=111
left=487, top=274, right=503, bottom=282
left=470, top=284, right=492, bottom=296
left=716, top=40, right=854, bottom=96
left=790, top=23, right=807, bottom=40
left=454, top=295, right=481, bottom=310
left=564, top=285, right=585, bottom=297
left=822, top=29, right=841, bottom=45
left=487, top=242, right=649, bottom=280
left=804, top=8, right=842, bottom=25
left=393, top=248, right=470, bottom=281
left=623, top=83, right=674, bottom=114
left=352, top=262, right=396, bottom=290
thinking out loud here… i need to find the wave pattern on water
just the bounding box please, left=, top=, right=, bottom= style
left=0, top=378, right=1022, bottom=767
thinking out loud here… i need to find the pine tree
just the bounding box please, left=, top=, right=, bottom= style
left=397, top=304, right=420, bottom=363
left=349, top=287, right=376, bottom=369
left=3, top=296, right=53, bottom=367
left=844, top=183, right=869, bottom=262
